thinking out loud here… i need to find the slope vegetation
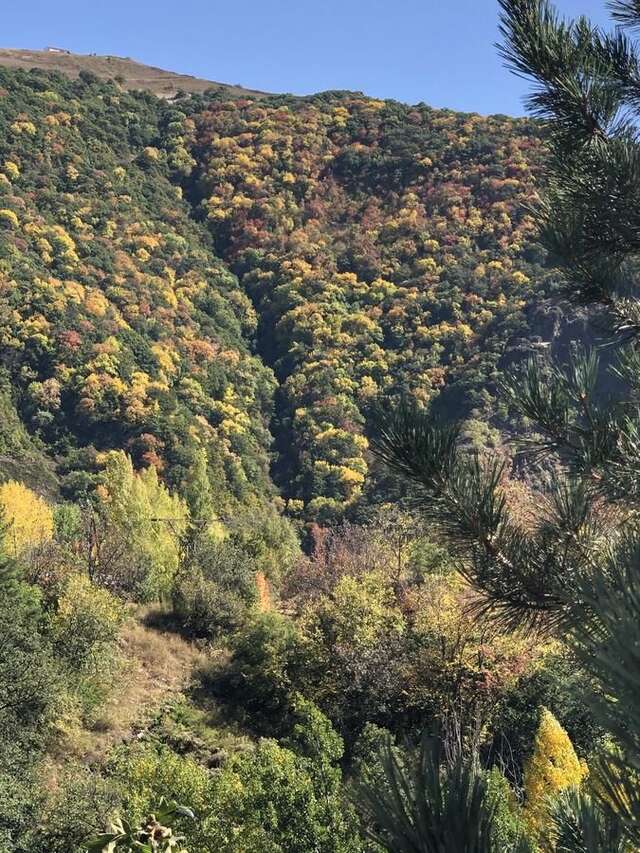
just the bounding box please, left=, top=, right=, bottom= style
left=187, top=92, right=555, bottom=518
left=0, top=64, right=557, bottom=520
left=0, top=67, right=275, bottom=508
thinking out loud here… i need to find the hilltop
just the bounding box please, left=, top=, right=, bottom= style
left=0, top=47, right=270, bottom=99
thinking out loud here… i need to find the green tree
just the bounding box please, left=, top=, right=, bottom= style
left=181, top=446, right=220, bottom=546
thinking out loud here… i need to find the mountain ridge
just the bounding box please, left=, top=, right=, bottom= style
left=0, top=47, right=272, bottom=99
left=0, top=48, right=520, bottom=115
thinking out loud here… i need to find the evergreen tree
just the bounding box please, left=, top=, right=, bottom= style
left=371, top=0, right=640, bottom=846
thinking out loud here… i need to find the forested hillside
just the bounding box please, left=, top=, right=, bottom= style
left=0, top=68, right=277, bottom=511
left=0, top=42, right=615, bottom=852
left=189, top=94, right=554, bottom=518
left=0, top=65, right=560, bottom=520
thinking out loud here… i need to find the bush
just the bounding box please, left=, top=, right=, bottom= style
left=52, top=573, right=124, bottom=667
left=0, top=571, right=61, bottom=850
left=485, top=767, right=534, bottom=852
left=210, top=737, right=362, bottom=852
left=489, top=650, right=604, bottom=783
left=172, top=539, right=257, bottom=638
left=212, top=612, right=305, bottom=735
left=111, top=744, right=217, bottom=852
left=50, top=573, right=125, bottom=718
left=112, top=734, right=362, bottom=853
left=29, top=764, right=122, bottom=853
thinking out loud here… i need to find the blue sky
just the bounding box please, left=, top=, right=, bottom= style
left=6, top=0, right=613, bottom=115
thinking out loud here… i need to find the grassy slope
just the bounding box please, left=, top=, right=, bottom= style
left=0, top=48, right=271, bottom=99
left=60, top=612, right=207, bottom=764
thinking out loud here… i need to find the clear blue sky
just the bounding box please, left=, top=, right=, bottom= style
left=6, top=0, right=613, bottom=115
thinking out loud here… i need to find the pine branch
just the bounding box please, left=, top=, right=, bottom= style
left=373, top=404, right=598, bottom=629
left=569, top=536, right=640, bottom=761
left=499, top=1, right=627, bottom=149
left=373, top=403, right=509, bottom=554
left=610, top=0, right=640, bottom=29
left=499, top=1, right=640, bottom=307
left=502, top=359, right=615, bottom=481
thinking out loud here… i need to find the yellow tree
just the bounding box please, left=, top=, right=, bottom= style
left=97, top=451, right=187, bottom=601
left=52, top=572, right=124, bottom=674
left=0, top=480, right=53, bottom=556
left=523, top=707, right=587, bottom=838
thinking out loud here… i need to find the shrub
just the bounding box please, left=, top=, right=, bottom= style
left=51, top=573, right=125, bottom=718
left=485, top=767, right=533, bottom=852
left=523, top=707, right=587, bottom=838
left=212, top=612, right=304, bottom=735
left=172, top=539, right=257, bottom=638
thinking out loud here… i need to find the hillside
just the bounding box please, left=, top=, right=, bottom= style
left=0, top=63, right=289, bottom=525
left=0, top=33, right=622, bottom=853
left=0, top=48, right=270, bottom=99
left=0, top=62, right=562, bottom=521
left=185, top=94, right=556, bottom=519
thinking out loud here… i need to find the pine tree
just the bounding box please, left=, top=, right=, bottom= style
left=371, top=0, right=640, bottom=847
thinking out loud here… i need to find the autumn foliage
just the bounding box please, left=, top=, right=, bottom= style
left=523, top=707, right=587, bottom=836
left=186, top=93, right=554, bottom=518
left=0, top=68, right=555, bottom=522
left=0, top=480, right=53, bottom=555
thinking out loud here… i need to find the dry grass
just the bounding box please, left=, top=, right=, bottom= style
left=0, top=48, right=271, bottom=99
left=68, top=608, right=208, bottom=763
left=255, top=570, right=272, bottom=611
